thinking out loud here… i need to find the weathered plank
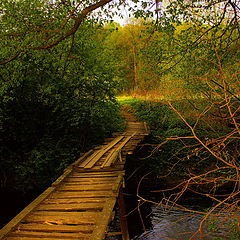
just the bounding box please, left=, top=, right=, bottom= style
left=112, top=175, right=124, bottom=193
left=100, top=132, right=136, bottom=168
left=16, top=223, right=94, bottom=233
left=61, top=180, right=114, bottom=185
left=63, top=177, right=117, bottom=182
left=6, top=237, right=87, bottom=240
left=49, top=191, right=117, bottom=199
left=90, top=198, right=117, bottom=240
left=57, top=183, right=113, bottom=191
left=101, top=150, right=120, bottom=168
left=79, top=135, right=124, bottom=168
left=51, top=168, right=72, bottom=187
left=8, top=230, right=90, bottom=239
left=36, top=202, right=104, bottom=211
left=24, top=211, right=98, bottom=225
left=83, top=136, right=126, bottom=169
left=70, top=173, right=120, bottom=178
left=71, top=149, right=95, bottom=168
left=74, top=168, right=123, bottom=173
left=42, top=198, right=106, bottom=205
left=78, top=150, right=101, bottom=168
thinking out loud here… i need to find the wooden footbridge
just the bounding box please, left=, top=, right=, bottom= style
left=0, top=112, right=149, bottom=240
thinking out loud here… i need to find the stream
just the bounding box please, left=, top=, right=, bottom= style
left=134, top=205, right=218, bottom=240
left=123, top=141, right=240, bottom=240
left=131, top=198, right=239, bottom=240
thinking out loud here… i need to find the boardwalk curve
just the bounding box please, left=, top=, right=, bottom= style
left=0, top=111, right=149, bottom=240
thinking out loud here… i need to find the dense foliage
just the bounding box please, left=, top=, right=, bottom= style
left=0, top=23, right=124, bottom=193
left=130, top=99, right=237, bottom=173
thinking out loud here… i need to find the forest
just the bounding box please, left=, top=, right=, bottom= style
left=0, top=0, right=240, bottom=239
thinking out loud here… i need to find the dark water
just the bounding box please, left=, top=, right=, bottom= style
left=123, top=146, right=240, bottom=240
left=134, top=205, right=206, bottom=240
left=133, top=203, right=239, bottom=240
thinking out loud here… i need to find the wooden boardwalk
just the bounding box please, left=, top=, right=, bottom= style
left=0, top=118, right=149, bottom=240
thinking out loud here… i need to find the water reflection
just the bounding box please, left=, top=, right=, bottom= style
left=134, top=204, right=237, bottom=240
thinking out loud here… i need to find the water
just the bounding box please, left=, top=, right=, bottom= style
left=123, top=153, right=239, bottom=240
left=134, top=206, right=205, bottom=240
left=133, top=204, right=239, bottom=240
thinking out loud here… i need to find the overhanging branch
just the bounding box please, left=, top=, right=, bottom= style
left=0, top=0, right=114, bottom=64
left=30, top=0, right=114, bottom=50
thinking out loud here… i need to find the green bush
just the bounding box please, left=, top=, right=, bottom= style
left=129, top=100, right=235, bottom=178
left=0, top=23, right=124, bottom=193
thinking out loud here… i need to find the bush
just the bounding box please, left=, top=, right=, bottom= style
left=0, top=24, right=125, bottom=193
left=129, top=99, right=237, bottom=178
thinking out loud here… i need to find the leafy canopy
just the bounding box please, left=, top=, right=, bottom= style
left=1, top=0, right=239, bottom=63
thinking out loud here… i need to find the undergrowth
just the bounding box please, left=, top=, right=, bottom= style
left=129, top=99, right=237, bottom=186
left=127, top=97, right=240, bottom=239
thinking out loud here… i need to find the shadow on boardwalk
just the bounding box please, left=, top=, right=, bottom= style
left=0, top=108, right=149, bottom=240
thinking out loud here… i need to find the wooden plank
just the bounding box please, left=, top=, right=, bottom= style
left=79, top=135, right=124, bottom=168
left=72, top=172, right=119, bottom=176
left=101, top=132, right=136, bottom=168
left=24, top=212, right=98, bottom=225
left=70, top=149, right=94, bottom=168
left=57, top=183, right=113, bottom=191
left=78, top=150, right=101, bottom=168
left=49, top=191, right=116, bottom=199
left=62, top=180, right=115, bottom=185
left=114, top=132, right=137, bottom=151
left=83, top=135, right=125, bottom=169
left=0, top=187, right=55, bottom=240
left=8, top=230, right=90, bottom=239
left=43, top=198, right=106, bottom=205
left=69, top=174, right=119, bottom=178
left=90, top=198, right=117, bottom=240
left=107, top=232, right=123, bottom=236
left=74, top=168, right=123, bottom=173
left=60, top=182, right=114, bottom=187
left=36, top=202, right=104, bottom=211
left=27, top=211, right=98, bottom=218
left=119, top=151, right=123, bottom=162
left=5, top=237, right=87, bottom=240
left=112, top=175, right=124, bottom=193
left=71, top=171, right=120, bottom=176
left=63, top=177, right=117, bottom=182
left=16, top=223, right=94, bottom=233
left=55, top=188, right=112, bottom=193
left=101, top=150, right=119, bottom=168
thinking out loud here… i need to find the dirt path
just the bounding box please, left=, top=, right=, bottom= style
left=121, top=104, right=137, bottom=122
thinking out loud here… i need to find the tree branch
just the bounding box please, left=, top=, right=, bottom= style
left=30, top=0, right=113, bottom=50
left=0, top=0, right=114, bottom=64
